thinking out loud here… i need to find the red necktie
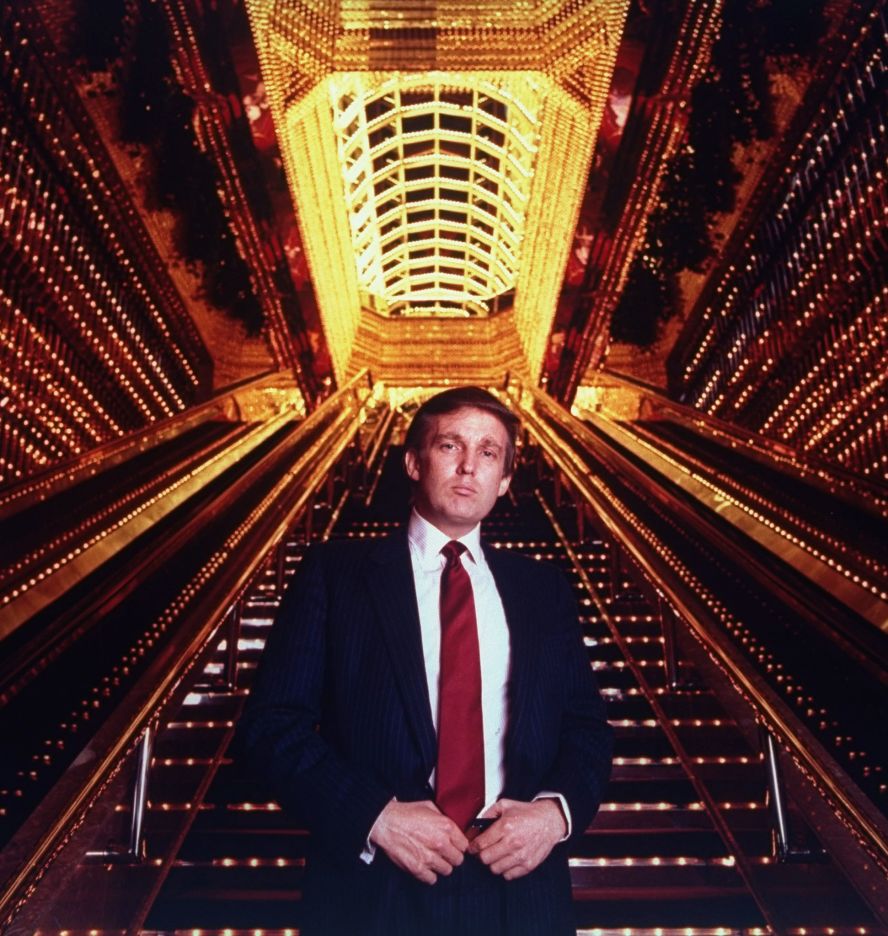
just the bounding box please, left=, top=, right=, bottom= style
left=435, top=541, right=485, bottom=831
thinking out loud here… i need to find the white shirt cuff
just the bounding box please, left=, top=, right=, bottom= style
left=359, top=839, right=377, bottom=864
left=360, top=797, right=395, bottom=864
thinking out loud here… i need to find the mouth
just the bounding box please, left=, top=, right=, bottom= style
left=452, top=485, right=477, bottom=496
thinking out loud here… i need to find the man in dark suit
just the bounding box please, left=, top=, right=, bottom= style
left=238, top=387, right=612, bottom=935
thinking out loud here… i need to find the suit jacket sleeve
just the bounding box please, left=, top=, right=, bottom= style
left=531, top=561, right=613, bottom=841
left=236, top=545, right=393, bottom=863
left=490, top=551, right=613, bottom=839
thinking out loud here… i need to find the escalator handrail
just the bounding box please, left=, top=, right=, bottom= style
left=0, top=369, right=291, bottom=521
left=0, top=370, right=373, bottom=927
left=592, top=368, right=888, bottom=518
left=578, top=406, right=888, bottom=638
left=507, top=381, right=888, bottom=877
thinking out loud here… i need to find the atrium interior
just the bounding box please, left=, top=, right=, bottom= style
left=0, top=0, right=886, bottom=932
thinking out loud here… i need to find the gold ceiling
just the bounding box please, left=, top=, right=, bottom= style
left=245, top=0, right=628, bottom=384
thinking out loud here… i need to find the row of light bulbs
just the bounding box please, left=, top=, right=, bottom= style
left=679, top=8, right=886, bottom=477
left=0, top=21, right=209, bottom=482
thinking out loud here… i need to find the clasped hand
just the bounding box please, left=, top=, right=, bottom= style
left=370, top=797, right=566, bottom=885
left=369, top=800, right=467, bottom=884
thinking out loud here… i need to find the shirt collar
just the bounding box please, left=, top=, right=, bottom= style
left=407, top=508, right=484, bottom=572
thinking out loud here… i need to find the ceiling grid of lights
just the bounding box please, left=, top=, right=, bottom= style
left=330, top=72, right=543, bottom=318
left=245, top=0, right=628, bottom=384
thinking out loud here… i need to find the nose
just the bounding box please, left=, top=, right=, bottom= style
left=457, top=450, right=477, bottom=474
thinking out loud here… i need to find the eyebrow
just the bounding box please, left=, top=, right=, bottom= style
left=433, top=431, right=503, bottom=451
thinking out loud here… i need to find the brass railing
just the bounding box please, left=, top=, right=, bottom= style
left=0, top=369, right=300, bottom=520
left=573, top=377, right=888, bottom=636
left=589, top=368, right=888, bottom=515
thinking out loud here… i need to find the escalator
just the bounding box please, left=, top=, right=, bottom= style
left=596, top=414, right=887, bottom=629
left=634, top=417, right=886, bottom=561
left=0, top=373, right=379, bottom=885
left=8, top=420, right=878, bottom=933
left=549, top=410, right=888, bottom=815
left=1, top=388, right=885, bottom=933
left=0, top=416, right=299, bottom=846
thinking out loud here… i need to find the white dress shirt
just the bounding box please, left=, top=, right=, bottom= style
left=361, top=511, right=570, bottom=860
left=407, top=508, right=511, bottom=813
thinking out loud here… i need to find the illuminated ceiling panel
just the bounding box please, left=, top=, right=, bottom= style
left=332, top=73, right=543, bottom=317
left=245, top=0, right=629, bottom=382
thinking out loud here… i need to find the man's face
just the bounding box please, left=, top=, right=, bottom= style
left=404, top=406, right=513, bottom=539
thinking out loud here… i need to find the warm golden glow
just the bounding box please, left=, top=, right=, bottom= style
left=245, top=0, right=629, bottom=383
left=331, top=72, right=543, bottom=318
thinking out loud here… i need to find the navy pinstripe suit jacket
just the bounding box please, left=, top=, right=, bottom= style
left=238, top=533, right=613, bottom=935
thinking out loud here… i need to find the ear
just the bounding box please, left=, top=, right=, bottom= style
left=404, top=448, right=421, bottom=482
left=497, top=472, right=512, bottom=497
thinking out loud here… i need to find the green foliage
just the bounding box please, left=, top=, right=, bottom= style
left=713, top=0, right=776, bottom=144
left=688, top=81, right=744, bottom=215
left=650, top=148, right=718, bottom=274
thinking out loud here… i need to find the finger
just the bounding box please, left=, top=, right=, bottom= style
left=474, top=836, right=514, bottom=867
left=490, top=853, right=519, bottom=875
left=428, top=851, right=456, bottom=877
left=452, top=834, right=469, bottom=854
left=471, top=800, right=506, bottom=846
left=499, top=844, right=552, bottom=879
left=438, top=840, right=465, bottom=867
left=414, top=865, right=438, bottom=885
left=470, top=815, right=508, bottom=852
left=446, top=825, right=469, bottom=853
left=480, top=800, right=507, bottom=819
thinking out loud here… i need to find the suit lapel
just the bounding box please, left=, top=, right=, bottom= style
left=363, top=535, right=437, bottom=774
left=483, top=544, right=540, bottom=774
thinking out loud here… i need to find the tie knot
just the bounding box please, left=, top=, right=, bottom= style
left=441, top=540, right=466, bottom=566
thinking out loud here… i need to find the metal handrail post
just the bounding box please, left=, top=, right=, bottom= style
left=609, top=540, right=624, bottom=601
left=127, top=723, right=154, bottom=861
left=275, top=539, right=287, bottom=594
left=223, top=600, right=242, bottom=692
left=659, top=597, right=682, bottom=691
left=762, top=726, right=823, bottom=862
left=85, top=723, right=154, bottom=864
left=304, top=496, right=314, bottom=542
left=1, top=371, right=375, bottom=925
left=763, top=727, right=791, bottom=861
